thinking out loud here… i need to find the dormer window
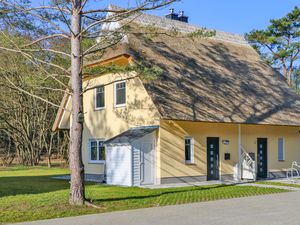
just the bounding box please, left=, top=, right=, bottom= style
left=115, top=81, right=126, bottom=107
left=95, top=86, right=105, bottom=109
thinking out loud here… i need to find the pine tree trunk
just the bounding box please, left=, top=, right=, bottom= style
left=69, top=0, right=85, bottom=206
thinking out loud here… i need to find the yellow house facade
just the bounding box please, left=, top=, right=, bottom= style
left=55, top=69, right=300, bottom=185
left=53, top=8, right=300, bottom=186
left=159, top=120, right=300, bottom=183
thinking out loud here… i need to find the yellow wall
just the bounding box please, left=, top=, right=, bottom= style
left=159, top=120, right=300, bottom=179
left=159, top=120, right=239, bottom=179
left=82, top=72, right=160, bottom=174
left=241, top=124, right=300, bottom=173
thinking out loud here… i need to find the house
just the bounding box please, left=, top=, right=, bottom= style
left=53, top=5, right=300, bottom=186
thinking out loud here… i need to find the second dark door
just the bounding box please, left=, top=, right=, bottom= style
left=257, top=138, right=268, bottom=179
left=207, top=137, right=220, bottom=180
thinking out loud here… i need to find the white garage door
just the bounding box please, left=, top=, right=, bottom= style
left=106, top=145, right=132, bottom=186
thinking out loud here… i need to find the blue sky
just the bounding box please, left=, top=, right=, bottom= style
left=97, top=0, right=299, bottom=35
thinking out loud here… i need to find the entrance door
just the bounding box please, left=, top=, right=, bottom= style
left=140, top=142, right=154, bottom=185
left=257, top=138, right=268, bottom=179
left=207, top=137, right=220, bottom=180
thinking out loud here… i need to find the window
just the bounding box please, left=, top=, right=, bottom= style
left=185, top=137, right=194, bottom=163
left=95, top=86, right=105, bottom=109
left=278, top=138, right=285, bottom=161
left=115, top=81, right=126, bottom=107
left=89, top=139, right=105, bottom=163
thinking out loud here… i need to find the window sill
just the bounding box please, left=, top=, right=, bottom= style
left=185, top=161, right=196, bottom=165
left=115, top=104, right=126, bottom=108
left=278, top=160, right=285, bottom=162
left=94, top=107, right=105, bottom=111
left=88, top=160, right=105, bottom=164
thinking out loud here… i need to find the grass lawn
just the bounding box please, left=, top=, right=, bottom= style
left=0, top=166, right=289, bottom=224
left=257, top=181, right=300, bottom=188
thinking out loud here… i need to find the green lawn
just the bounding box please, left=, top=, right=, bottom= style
left=257, top=181, right=300, bottom=188
left=0, top=166, right=289, bottom=224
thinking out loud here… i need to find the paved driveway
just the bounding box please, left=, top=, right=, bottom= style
left=11, top=191, right=300, bottom=225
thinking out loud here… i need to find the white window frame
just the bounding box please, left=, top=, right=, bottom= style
left=185, top=136, right=194, bottom=164
left=278, top=137, right=285, bottom=161
left=94, top=86, right=105, bottom=110
left=114, top=81, right=126, bottom=108
left=89, top=139, right=106, bottom=164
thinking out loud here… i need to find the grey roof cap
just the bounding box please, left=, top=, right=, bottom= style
left=104, top=126, right=158, bottom=145
left=108, top=4, right=248, bottom=45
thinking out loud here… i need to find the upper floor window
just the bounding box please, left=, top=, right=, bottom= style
left=278, top=137, right=285, bottom=161
left=115, top=81, right=126, bottom=107
left=185, top=137, right=194, bottom=164
left=95, top=86, right=105, bottom=109
left=89, top=139, right=105, bottom=163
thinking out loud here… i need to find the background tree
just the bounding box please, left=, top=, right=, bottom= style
left=246, top=6, right=300, bottom=87
left=293, top=66, right=300, bottom=93
left=0, top=34, right=70, bottom=167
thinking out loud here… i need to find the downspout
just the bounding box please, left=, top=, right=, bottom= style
left=237, top=124, right=242, bottom=181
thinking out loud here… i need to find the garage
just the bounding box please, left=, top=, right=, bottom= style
left=104, top=126, right=158, bottom=186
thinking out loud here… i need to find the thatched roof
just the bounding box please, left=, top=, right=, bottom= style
left=95, top=6, right=300, bottom=126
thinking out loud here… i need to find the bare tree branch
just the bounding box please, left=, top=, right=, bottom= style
left=22, top=48, right=71, bottom=57
left=23, top=34, right=70, bottom=48
left=0, top=5, right=71, bottom=13
left=1, top=1, right=69, bottom=35
left=53, top=0, right=74, bottom=35
left=2, top=74, right=61, bottom=108
left=0, top=45, right=70, bottom=73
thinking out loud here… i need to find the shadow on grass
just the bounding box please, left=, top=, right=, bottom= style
left=0, top=175, right=71, bottom=197
left=91, top=183, right=238, bottom=203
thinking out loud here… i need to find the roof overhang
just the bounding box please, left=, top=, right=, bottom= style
left=104, top=126, right=158, bottom=146
left=86, top=53, right=132, bottom=68
left=52, top=92, right=71, bottom=132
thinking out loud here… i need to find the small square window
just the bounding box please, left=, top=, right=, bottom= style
left=89, top=139, right=105, bottom=163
